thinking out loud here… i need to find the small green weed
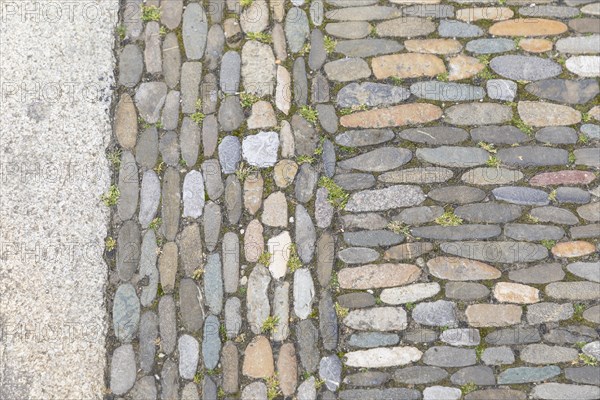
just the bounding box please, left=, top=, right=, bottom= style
left=258, top=251, right=272, bottom=267
left=319, top=177, right=349, bottom=209
left=246, top=31, right=272, bottom=43
left=141, top=5, right=161, bottom=22
left=324, top=36, right=337, bottom=53
left=299, top=105, right=318, bottom=124
left=102, top=185, right=120, bottom=207
left=262, top=316, right=280, bottom=334
left=105, top=237, right=116, bottom=252
left=435, top=211, right=463, bottom=227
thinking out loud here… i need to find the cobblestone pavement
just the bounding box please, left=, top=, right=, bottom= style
left=107, top=0, right=600, bottom=399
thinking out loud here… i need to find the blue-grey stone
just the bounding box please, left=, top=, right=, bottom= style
left=182, top=4, right=208, bottom=59
left=337, top=82, right=410, bottom=107
left=492, top=186, right=549, bottom=206
left=556, top=187, right=591, bottom=204
left=410, top=81, right=485, bottom=102
left=204, top=253, right=223, bottom=315
left=139, top=230, right=159, bottom=307
left=220, top=51, right=241, bottom=94
left=439, top=19, right=483, bottom=37
left=319, top=355, right=342, bottom=392
left=413, top=300, right=458, bottom=327
left=202, top=315, right=222, bottom=369
left=113, top=283, right=141, bottom=343
left=490, top=55, right=562, bottom=81
left=487, top=79, right=517, bottom=101
left=466, top=38, right=515, bottom=54
left=581, top=124, right=600, bottom=140
left=347, top=332, right=400, bottom=348
left=285, top=7, right=310, bottom=53
left=498, top=366, right=561, bottom=384
left=218, top=136, right=241, bottom=174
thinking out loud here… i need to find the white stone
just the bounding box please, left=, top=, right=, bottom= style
left=182, top=170, right=205, bottom=218
left=276, top=66, right=291, bottom=115
left=440, top=328, right=481, bottom=346
left=566, top=56, right=600, bottom=77
left=293, top=268, right=315, bottom=319
left=380, top=282, right=440, bottom=305
left=178, top=335, right=199, bottom=380
left=424, top=386, right=462, bottom=400
left=242, top=131, right=280, bottom=167
left=345, top=347, right=422, bottom=368
left=267, top=231, right=292, bottom=279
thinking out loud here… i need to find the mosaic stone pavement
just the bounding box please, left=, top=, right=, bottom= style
left=107, top=0, right=600, bottom=399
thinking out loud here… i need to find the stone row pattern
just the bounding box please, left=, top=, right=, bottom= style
left=108, top=0, right=600, bottom=399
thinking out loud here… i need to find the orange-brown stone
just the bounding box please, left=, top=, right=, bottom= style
left=242, top=336, right=275, bottom=378
left=519, top=38, right=553, bottom=53
left=371, top=53, right=446, bottom=79
left=493, top=282, right=540, bottom=304
left=530, top=170, right=596, bottom=186
left=551, top=241, right=596, bottom=258
left=404, top=39, right=462, bottom=55
left=340, top=103, right=442, bottom=129
left=338, top=263, right=421, bottom=289
left=384, top=243, right=434, bottom=260
left=277, top=343, right=297, bottom=397
left=114, top=93, right=138, bottom=149
left=456, top=7, right=514, bottom=22
left=448, top=55, right=485, bottom=81
left=427, top=256, right=501, bottom=281
left=489, top=18, right=568, bottom=37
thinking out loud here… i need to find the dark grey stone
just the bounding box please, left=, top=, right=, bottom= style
left=393, top=366, right=448, bottom=384
left=526, top=79, right=599, bottom=104
left=337, top=82, right=410, bottom=107
left=536, top=127, right=578, bottom=144
left=455, top=202, right=522, bottom=223
left=347, top=332, right=399, bottom=348
left=343, top=230, right=404, bottom=247
left=471, top=125, right=531, bottom=144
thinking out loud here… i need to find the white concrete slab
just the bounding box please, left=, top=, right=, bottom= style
left=0, top=1, right=117, bottom=397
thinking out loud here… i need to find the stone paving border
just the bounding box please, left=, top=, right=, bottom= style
left=107, top=0, right=599, bottom=399
left=0, top=0, right=118, bottom=398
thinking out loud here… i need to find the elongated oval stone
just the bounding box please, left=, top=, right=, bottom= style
left=427, top=257, right=501, bottom=281
left=489, top=18, right=568, bottom=36
left=338, top=264, right=421, bottom=289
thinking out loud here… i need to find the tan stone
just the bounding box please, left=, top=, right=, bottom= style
left=493, top=282, right=539, bottom=304
left=456, top=7, right=514, bottom=22
left=244, top=172, right=263, bottom=215
left=384, top=243, right=434, bottom=260
left=247, top=101, right=277, bottom=129
left=371, top=53, right=446, bottom=79
left=222, top=341, right=239, bottom=394
left=518, top=101, right=581, bottom=127
left=114, top=93, right=138, bottom=149
left=589, top=105, right=600, bottom=121
left=427, top=257, right=501, bottom=281
left=244, top=219, right=264, bottom=263
left=242, top=336, right=274, bottom=378
left=489, top=18, right=568, bottom=36
left=277, top=343, right=297, bottom=397
left=404, top=39, right=462, bottom=55
left=448, top=55, right=485, bottom=81
left=158, top=242, right=178, bottom=293
left=273, top=159, right=298, bottom=188
left=551, top=241, right=596, bottom=258
left=466, top=304, right=523, bottom=327
left=338, top=263, right=421, bottom=290
left=340, top=103, right=442, bottom=129
left=262, top=191, right=287, bottom=227
left=376, top=17, right=436, bottom=37
left=519, top=38, right=553, bottom=53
